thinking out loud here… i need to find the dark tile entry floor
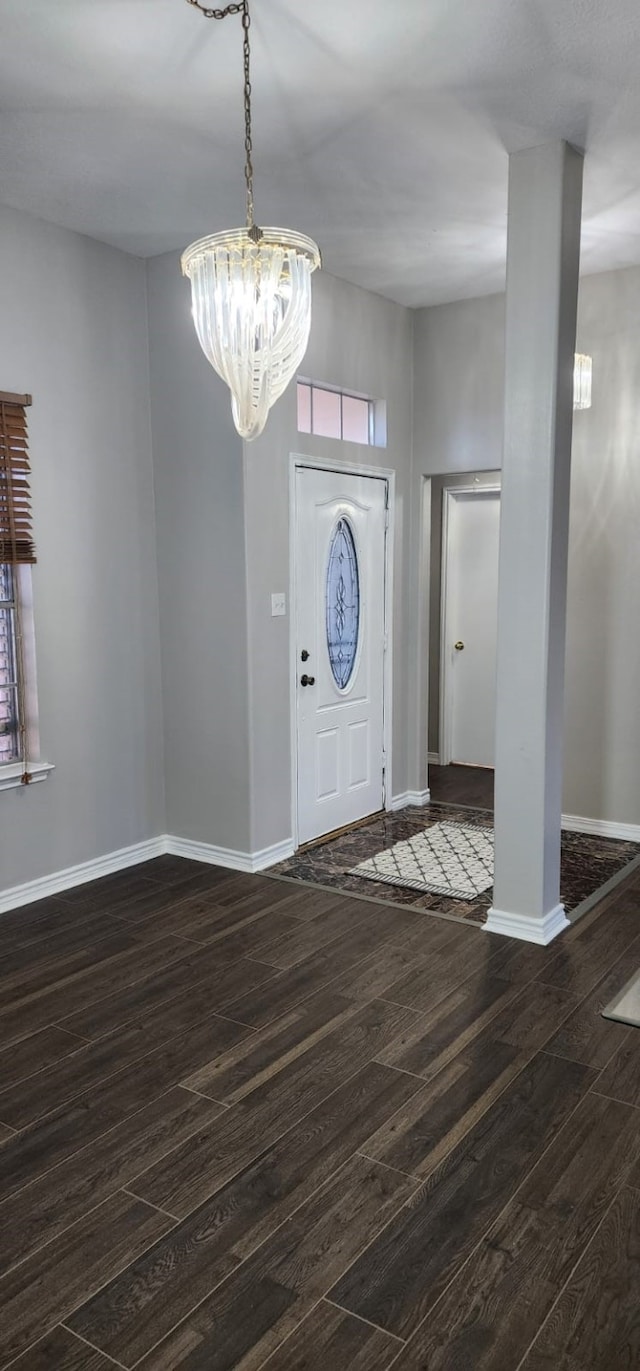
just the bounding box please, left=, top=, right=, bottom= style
left=0, top=855, right=639, bottom=1368
left=270, top=767, right=640, bottom=926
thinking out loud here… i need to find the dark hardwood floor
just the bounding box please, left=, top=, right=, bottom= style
left=0, top=847, right=638, bottom=1369
left=428, top=761, right=495, bottom=810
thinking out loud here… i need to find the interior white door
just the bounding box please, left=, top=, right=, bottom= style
left=444, top=490, right=500, bottom=767
left=295, top=466, right=387, bottom=846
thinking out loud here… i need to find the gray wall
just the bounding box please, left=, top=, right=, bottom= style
left=243, top=270, right=415, bottom=850
left=0, top=204, right=164, bottom=894
left=414, top=269, right=640, bottom=826
left=4, top=205, right=637, bottom=897
left=146, top=251, right=252, bottom=852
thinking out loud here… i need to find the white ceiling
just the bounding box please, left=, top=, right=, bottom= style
left=2, top=0, right=640, bottom=306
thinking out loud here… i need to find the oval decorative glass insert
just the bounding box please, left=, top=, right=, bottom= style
left=326, top=518, right=360, bottom=689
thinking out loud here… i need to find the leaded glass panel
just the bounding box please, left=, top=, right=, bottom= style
left=326, top=518, right=360, bottom=690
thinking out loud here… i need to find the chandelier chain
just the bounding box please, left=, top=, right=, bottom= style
left=186, top=0, right=256, bottom=229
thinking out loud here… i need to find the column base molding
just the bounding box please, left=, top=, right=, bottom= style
left=483, top=902, right=570, bottom=945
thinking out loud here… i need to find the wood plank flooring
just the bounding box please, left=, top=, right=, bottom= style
left=0, top=853, right=638, bottom=1369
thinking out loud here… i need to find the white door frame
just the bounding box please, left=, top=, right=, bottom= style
left=439, top=484, right=501, bottom=766
left=289, top=453, right=395, bottom=850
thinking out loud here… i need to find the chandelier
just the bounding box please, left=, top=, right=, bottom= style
left=181, top=0, right=321, bottom=441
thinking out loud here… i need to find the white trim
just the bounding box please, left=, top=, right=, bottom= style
left=0, top=835, right=166, bottom=915
left=439, top=485, right=502, bottom=767
left=561, top=812, right=640, bottom=843
left=289, top=454, right=395, bottom=848
left=165, top=834, right=294, bottom=874
left=390, top=790, right=431, bottom=811
left=0, top=760, right=54, bottom=793
left=0, top=832, right=297, bottom=915
left=427, top=752, right=441, bottom=766
left=483, top=902, right=570, bottom=945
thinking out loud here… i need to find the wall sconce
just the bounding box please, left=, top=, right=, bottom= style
left=573, top=354, right=592, bottom=410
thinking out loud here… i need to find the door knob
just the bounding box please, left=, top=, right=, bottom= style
left=300, top=674, right=315, bottom=686
left=454, top=641, right=465, bottom=651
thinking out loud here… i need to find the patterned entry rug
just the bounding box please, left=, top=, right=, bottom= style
left=351, top=821, right=494, bottom=899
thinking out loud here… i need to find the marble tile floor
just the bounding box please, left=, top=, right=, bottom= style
left=270, top=801, right=640, bottom=927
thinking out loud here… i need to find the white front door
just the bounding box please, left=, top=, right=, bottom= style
left=295, top=465, right=388, bottom=846
left=442, top=489, right=500, bottom=768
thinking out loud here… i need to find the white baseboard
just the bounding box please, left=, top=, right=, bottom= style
left=484, top=902, right=570, bottom=945
left=4, top=805, right=635, bottom=921
left=0, top=836, right=166, bottom=915
left=164, top=834, right=295, bottom=874
left=427, top=753, right=441, bottom=766
left=561, top=812, right=640, bottom=842
left=390, top=790, right=431, bottom=811
left=0, top=831, right=297, bottom=916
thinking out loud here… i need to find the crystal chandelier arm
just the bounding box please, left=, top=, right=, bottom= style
left=185, top=0, right=256, bottom=230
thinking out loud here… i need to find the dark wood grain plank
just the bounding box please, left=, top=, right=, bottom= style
left=220, top=944, right=368, bottom=1030
left=593, top=1029, right=639, bottom=1107
left=328, top=941, right=435, bottom=1002
left=68, top=1062, right=421, bottom=1366
left=258, top=1300, right=402, bottom=1371
left=215, top=904, right=430, bottom=970
left=183, top=989, right=364, bottom=1104
left=0, top=1121, right=14, bottom=1142
left=254, top=901, right=375, bottom=969
left=0, top=931, right=204, bottom=1049
left=428, top=763, right=494, bottom=809
left=53, top=867, right=169, bottom=912
left=262, top=884, right=368, bottom=923
left=133, top=1156, right=416, bottom=1371
left=134, top=889, right=304, bottom=948
left=86, top=867, right=239, bottom=926
left=0, top=904, right=145, bottom=972
left=0, top=1013, right=249, bottom=1203
left=535, top=921, right=640, bottom=999
left=392, top=1092, right=640, bottom=1371
left=486, top=979, right=580, bottom=1048
left=0, top=1191, right=173, bottom=1367
left=0, top=1026, right=86, bottom=1092
left=8, top=1325, right=119, bottom=1369
left=374, top=973, right=522, bottom=1077
left=0, top=1087, right=223, bottom=1276
left=130, top=999, right=421, bottom=1217
left=365, top=981, right=580, bottom=1179
left=519, top=1187, right=640, bottom=1371
left=0, top=959, right=268, bottom=1129
left=380, top=938, right=504, bottom=1011
left=0, top=896, right=114, bottom=954
left=58, top=941, right=276, bottom=1041
left=0, top=915, right=147, bottom=1010
left=362, top=1040, right=525, bottom=1179
left=545, top=955, right=638, bottom=1067
left=222, top=909, right=443, bottom=1029
left=330, top=1053, right=594, bottom=1340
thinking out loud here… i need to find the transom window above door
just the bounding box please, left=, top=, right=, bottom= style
left=297, top=381, right=386, bottom=447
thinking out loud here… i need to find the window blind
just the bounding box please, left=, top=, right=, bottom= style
left=0, top=392, right=36, bottom=565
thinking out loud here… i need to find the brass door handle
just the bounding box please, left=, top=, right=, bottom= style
left=454, top=641, right=464, bottom=651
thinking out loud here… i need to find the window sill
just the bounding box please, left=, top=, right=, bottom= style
left=0, top=761, right=55, bottom=793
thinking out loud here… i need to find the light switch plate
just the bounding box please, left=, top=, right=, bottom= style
left=271, top=592, right=286, bottom=617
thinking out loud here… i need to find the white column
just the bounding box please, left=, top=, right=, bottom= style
left=485, top=141, right=583, bottom=945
